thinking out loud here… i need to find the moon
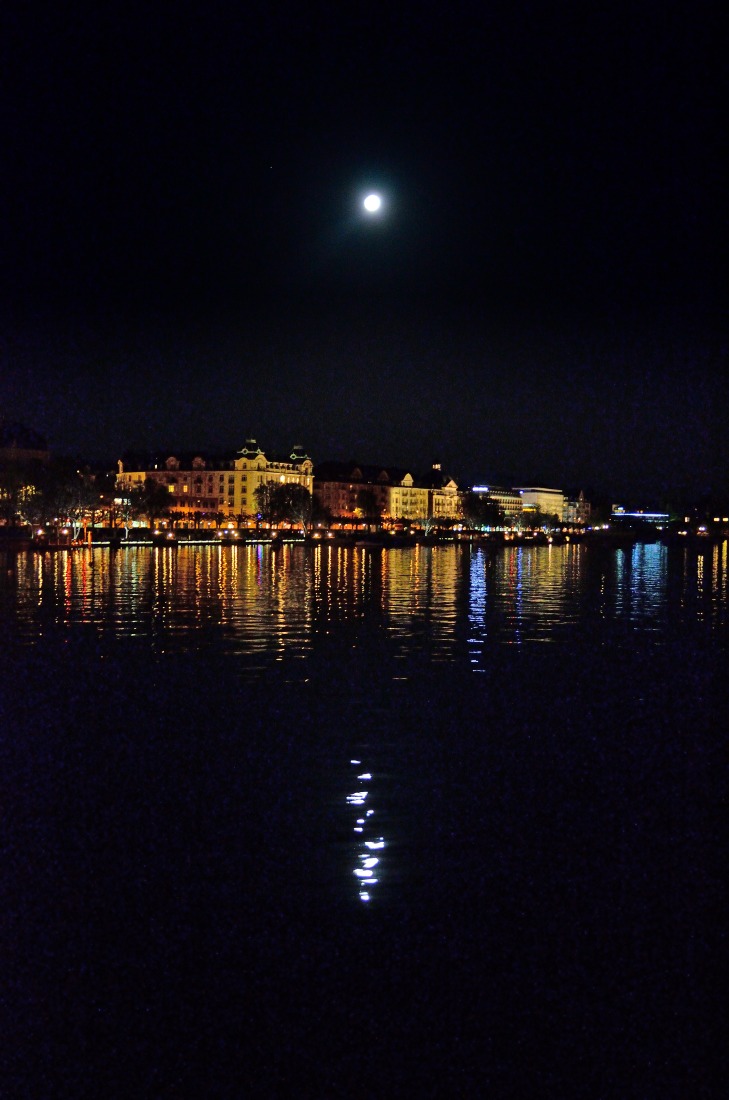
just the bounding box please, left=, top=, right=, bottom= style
left=363, top=193, right=382, bottom=213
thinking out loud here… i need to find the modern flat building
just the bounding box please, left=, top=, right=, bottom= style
left=471, top=485, right=524, bottom=519
left=515, top=487, right=565, bottom=522
left=117, top=440, right=313, bottom=525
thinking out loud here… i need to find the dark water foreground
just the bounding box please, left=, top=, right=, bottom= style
left=1, top=543, right=726, bottom=1097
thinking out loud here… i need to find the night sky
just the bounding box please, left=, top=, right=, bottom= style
left=1, top=3, right=725, bottom=500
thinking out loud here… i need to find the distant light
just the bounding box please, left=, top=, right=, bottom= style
left=472, top=486, right=490, bottom=493
left=363, top=193, right=382, bottom=213
left=617, top=512, right=669, bottom=520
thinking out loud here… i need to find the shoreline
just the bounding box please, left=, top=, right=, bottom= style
left=1, top=531, right=725, bottom=553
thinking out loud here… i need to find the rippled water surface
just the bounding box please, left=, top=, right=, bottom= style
left=3, top=540, right=727, bottom=664
left=2, top=541, right=726, bottom=1097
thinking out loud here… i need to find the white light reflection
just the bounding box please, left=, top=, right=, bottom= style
left=348, top=759, right=387, bottom=902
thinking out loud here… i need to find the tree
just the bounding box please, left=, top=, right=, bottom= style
left=117, top=485, right=146, bottom=539
left=520, top=505, right=559, bottom=531
left=354, top=488, right=380, bottom=525
left=255, top=482, right=313, bottom=536
left=141, top=478, right=171, bottom=529
left=416, top=513, right=437, bottom=536
left=461, top=492, right=505, bottom=530
left=312, top=496, right=333, bottom=527
left=0, top=453, right=50, bottom=526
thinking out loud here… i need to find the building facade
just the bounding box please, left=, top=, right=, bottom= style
left=428, top=463, right=462, bottom=522
left=515, top=487, right=566, bottom=523
left=313, top=463, right=390, bottom=522
left=471, top=485, right=524, bottom=520
left=313, top=461, right=457, bottom=525
left=563, top=491, right=591, bottom=525
left=387, top=470, right=430, bottom=521
left=117, top=440, right=313, bottom=525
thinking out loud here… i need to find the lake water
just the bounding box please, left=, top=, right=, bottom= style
left=1, top=542, right=726, bottom=1097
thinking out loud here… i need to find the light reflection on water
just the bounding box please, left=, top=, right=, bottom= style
left=2, top=536, right=725, bottom=1034
left=1, top=541, right=727, bottom=670
left=347, top=759, right=385, bottom=903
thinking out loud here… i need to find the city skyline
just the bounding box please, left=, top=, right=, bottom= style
left=3, top=416, right=724, bottom=518
left=1, top=4, right=725, bottom=500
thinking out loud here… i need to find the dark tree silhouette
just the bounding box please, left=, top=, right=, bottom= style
left=255, top=483, right=313, bottom=536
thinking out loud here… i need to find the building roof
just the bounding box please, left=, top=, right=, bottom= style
left=0, top=419, right=49, bottom=453
left=514, top=486, right=564, bottom=494
left=314, top=461, right=452, bottom=489
left=120, top=443, right=312, bottom=472
left=314, top=461, right=393, bottom=484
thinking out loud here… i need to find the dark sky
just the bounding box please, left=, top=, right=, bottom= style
left=1, top=2, right=725, bottom=500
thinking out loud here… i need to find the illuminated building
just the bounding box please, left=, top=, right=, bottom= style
left=313, top=462, right=391, bottom=522
left=515, top=487, right=566, bottom=522
left=427, top=463, right=462, bottom=522
left=563, top=490, right=591, bottom=524
left=314, top=461, right=455, bottom=525
left=471, top=485, right=524, bottom=519
left=386, top=470, right=430, bottom=521
left=116, top=440, right=313, bottom=525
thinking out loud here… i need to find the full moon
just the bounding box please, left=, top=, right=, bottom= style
left=363, top=193, right=382, bottom=213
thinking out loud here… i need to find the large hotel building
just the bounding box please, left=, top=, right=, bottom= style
left=116, top=440, right=313, bottom=524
